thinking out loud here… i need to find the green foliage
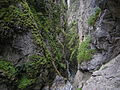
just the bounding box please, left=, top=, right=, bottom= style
left=76, top=88, right=82, bottom=90
left=0, top=1, right=35, bottom=38
left=30, top=0, right=66, bottom=71
left=77, top=36, right=94, bottom=63
left=87, top=7, right=101, bottom=26
left=24, top=55, right=49, bottom=78
left=18, top=76, right=35, bottom=89
left=0, top=1, right=41, bottom=88
left=0, top=59, right=37, bottom=89
left=0, top=0, right=79, bottom=89
left=0, top=57, right=44, bottom=89
left=30, top=55, right=47, bottom=64
left=65, top=21, right=79, bottom=61
left=0, top=59, right=17, bottom=80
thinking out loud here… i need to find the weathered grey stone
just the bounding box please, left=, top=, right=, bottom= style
left=68, top=0, right=120, bottom=71
left=73, top=70, right=84, bottom=89
left=0, top=32, right=37, bottom=65
left=50, top=75, right=73, bottom=90
left=73, top=70, right=91, bottom=89
left=82, top=54, right=120, bottom=90
left=80, top=53, right=105, bottom=71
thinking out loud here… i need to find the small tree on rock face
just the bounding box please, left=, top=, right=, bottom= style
left=77, top=36, right=94, bottom=64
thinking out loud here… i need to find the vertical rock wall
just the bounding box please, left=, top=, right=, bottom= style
left=68, top=0, right=120, bottom=71
left=68, top=0, right=120, bottom=89
left=67, top=0, right=97, bottom=42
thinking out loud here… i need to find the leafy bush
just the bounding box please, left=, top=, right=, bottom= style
left=77, top=36, right=94, bottom=63
left=87, top=7, right=101, bottom=26
left=0, top=59, right=17, bottom=80
left=18, top=76, right=35, bottom=89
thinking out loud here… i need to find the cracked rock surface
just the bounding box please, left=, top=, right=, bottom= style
left=82, top=54, right=120, bottom=90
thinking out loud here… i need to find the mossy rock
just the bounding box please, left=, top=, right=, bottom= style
left=0, top=1, right=35, bottom=39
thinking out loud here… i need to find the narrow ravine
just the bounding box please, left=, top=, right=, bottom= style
left=0, top=0, right=120, bottom=90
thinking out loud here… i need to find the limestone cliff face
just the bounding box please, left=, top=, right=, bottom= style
left=68, top=0, right=120, bottom=89
left=68, top=0, right=120, bottom=71
left=83, top=54, right=120, bottom=90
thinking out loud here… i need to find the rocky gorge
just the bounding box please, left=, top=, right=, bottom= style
left=0, top=0, right=120, bottom=90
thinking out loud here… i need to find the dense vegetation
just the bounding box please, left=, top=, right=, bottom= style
left=0, top=0, right=79, bottom=89
left=0, top=0, right=95, bottom=89
left=77, top=36, right=94, bottom=63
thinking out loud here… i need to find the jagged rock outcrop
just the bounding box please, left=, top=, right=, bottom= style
left=83, top=54, right=120, bottom=90
left=81, top=0, right=120, bottom=71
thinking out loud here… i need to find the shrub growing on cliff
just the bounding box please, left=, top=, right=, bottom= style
left=87, top=7, right=101, bottom=26
left=77, top=36, right=94, bottom=63
left=18, top=76, right=35, bottom=89
left=66, top=21, right=79, bottom=61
